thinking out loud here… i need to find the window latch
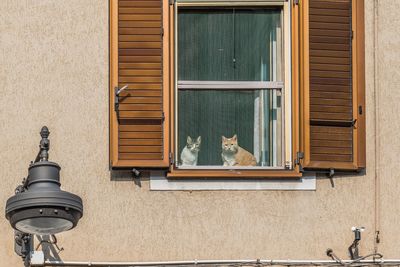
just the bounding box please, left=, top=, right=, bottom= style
left=114, top=85, right=129, bottom=119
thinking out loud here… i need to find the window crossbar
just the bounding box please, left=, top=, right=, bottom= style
left=178, top=81, right=284, bottom=90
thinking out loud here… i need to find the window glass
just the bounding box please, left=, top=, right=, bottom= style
left=178, top=8, right=281, bottom=81
left=177, top=7, right=283, bottom=168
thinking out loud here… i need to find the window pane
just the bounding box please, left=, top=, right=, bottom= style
left=177, top=89, right=282, bottom=167
left=177, top=7, right=284, bottom=169
left=178, top=8, right=282, bottom=81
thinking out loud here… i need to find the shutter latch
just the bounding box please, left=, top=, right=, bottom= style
left=114, top=85, right=129, bottom=119
left=351, top=119, right=357, bottom=128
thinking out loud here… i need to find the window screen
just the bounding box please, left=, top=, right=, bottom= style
left=177, top=7, right=284, bottom=168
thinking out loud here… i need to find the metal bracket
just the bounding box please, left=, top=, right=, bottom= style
left=327, top=168, right=335, bottom=178
left=169, top=153, right=175, bottom=165
left=294, top=0, right=299, bottom=5
left=14, top=231, right=33, bottom=266
left=375, top=230, right=380, bottom=244
left=294, top=151, right=304, bottom=171
left=132, top=168, right=141, bottom=187
left=114, top=85, right=129, bottom=119
left=348, top=226, right=365, bottom=260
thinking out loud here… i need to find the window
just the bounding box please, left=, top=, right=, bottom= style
left=176, top=2, right=291, bottom=170
left=109, top=0, right=366, bottom=178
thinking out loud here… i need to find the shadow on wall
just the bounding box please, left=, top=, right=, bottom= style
left=315, top=168, right=366, bottom=188
left=110, top=169, right=151, bottom=187
left=108, top=168, right=366, bottom=189
left=36, top=235, right=63, bottom=262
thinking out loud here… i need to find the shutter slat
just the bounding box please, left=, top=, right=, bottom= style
left=310, top=63, right=350, bottom=72
left=119, top=14, right=162, bottom=21
left=119, top=62, right=161, bottom=69
left=310, top=154, right=353, bottom=162
left=309, top=98, right=352, bottom=107
left=119, top=42, right=161, bottom=49
left=119, top=104, right=162, bottom=111
left=119, top=21, right=162, bottom=28
left=120, top=97, right=162, bottom=104
left=309, top=22, right=350, bottom=31
left=119, top=8, right=162, bottom=14
left=119, top=139, right=162, bottom=146
left=119, top=146, right=163, bottom=153
left=119, top=28, right=162, bottom=35
left=119, top=55, right=162, bottom=62
left=119, top=69, right=162, bottom=76
left=119, top=1, right=161, bottom=7
left=119, top=153, right=163, bottom=160
left=119, top=124, right=162, bottom=132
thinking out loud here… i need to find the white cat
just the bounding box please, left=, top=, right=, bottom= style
left=180, top=136, right=201, bottom=166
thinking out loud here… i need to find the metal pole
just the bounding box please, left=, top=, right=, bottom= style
left=31, top=258, right=400, bottom=267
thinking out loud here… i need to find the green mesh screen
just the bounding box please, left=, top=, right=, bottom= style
left=177, top=7, right=282, bottom=167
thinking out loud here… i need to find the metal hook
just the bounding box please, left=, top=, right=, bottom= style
left=115, top=85, right=129, bottom=119
left=116, top=84, right=129, bottom=96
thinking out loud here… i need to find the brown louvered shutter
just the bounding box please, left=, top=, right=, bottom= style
left=110, top=0, right=169, bottom=168
left=300, top=0, right=365, bottom=170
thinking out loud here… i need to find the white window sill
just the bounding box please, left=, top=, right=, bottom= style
left=150, top=171, right=316, bottom=191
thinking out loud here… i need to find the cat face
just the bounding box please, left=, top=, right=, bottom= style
left=186, top=136, right=201, bottom=152
left=221, top=134, right=239, bottom=153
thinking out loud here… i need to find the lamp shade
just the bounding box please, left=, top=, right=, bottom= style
left=5, top=161, right=83, bottom=235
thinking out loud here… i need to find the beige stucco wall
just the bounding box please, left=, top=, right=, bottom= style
left=0, top=0, right=399, bottom=266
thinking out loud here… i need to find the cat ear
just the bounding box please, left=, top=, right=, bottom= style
left=232, top=134, right=237, bottom=141
left=187, top=136, right=192, bottom=144
left=222, top=136, right=226, bottom=142
left=196, top=136, right=201, bottom=143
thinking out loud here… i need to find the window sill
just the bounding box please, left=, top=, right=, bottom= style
left=151, top=171, right=314, bottom=191
left=167, top=169, right=302, bottom=179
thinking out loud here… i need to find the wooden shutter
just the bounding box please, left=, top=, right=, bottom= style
left=300, top=0, right=365, bottom=170
left=110, top=0, right=169, bottom=168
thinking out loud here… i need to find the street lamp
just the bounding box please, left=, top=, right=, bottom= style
left=4, top=126, right=83, bottom=262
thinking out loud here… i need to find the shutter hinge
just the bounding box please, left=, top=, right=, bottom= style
left=285, top=161, right=292, bottom=169
left=161, top=28, right=164, bottom=37
left=294, top=0, right=299, bottom=5
left=169, top=0, right=175, bottom=5
left=294, top=151, right=304, bottom=172
left=350, top=30, right=354, bottom=39
left=169, top=152, right=175, bottom=165
left=162, top=112, right=165, bottom=122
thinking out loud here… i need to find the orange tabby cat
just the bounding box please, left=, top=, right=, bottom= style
left=221, top=134, right=257, bottom=166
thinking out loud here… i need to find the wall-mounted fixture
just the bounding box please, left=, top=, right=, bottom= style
left=348, top=226, right=365, bottom=260
left=5, top=126, right=83, bottom=265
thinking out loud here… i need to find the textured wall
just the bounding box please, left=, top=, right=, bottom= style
left=0, top=0, right=398, bottom=266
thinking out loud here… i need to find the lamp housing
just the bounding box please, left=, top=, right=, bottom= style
left=5, top=126, right=83, bottom=235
